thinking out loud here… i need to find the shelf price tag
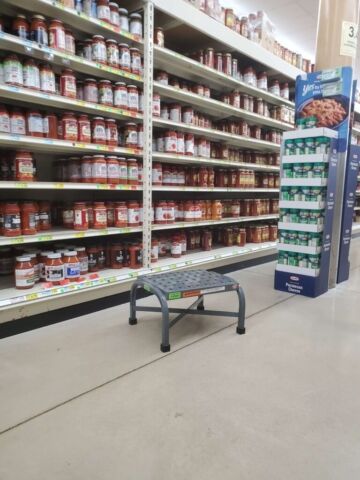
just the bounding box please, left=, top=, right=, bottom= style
left=26, top=293, right=39, bottom=301
left=11, top=237, right=24, bottom=244
left=75, top=232, right=85, bottom=238
left=54, top=183, right=65, bottom=189
left=16, top=182, right=28, bottom=188
left=37, top=234, right=53, bottom=242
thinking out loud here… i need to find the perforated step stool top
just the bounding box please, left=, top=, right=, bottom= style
left=140, top=270, right=239, bottom=300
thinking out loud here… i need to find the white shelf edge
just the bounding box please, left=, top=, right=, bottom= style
left=283, top=127, right=338, bottom=140
left=278, top=222, right=324, bottom=233
left=152, top=186, right=279, bottom=193
left=282, top=153, right=329, bottom=164
left=279, top=201, right=325, bottom=210
left=277, top=243, right=321, bottom=254
left=276, top=264, right=319, bottom=277
left=152, top=215, right=279, bottom=231
left=281, top=178, right=328, bottom=187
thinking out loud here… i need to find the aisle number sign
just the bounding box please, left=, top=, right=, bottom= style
left=341, top=21, right=358, bottom=58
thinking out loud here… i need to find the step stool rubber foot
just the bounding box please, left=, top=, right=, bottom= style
left=236, top=327, right=246, bottom=335
left=161, top=344, right=171, bottom=353
left=129, top=318, right=138, bottom=325
left=197, top=305, right=205, bottom=311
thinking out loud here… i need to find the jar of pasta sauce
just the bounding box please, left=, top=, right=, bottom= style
left=31, top=15, right=48, bottom=45
left=106, top=39, right=119, bottom=67
left=63, top=251, right=80, bottom=281
left=93, top=202, right=107, bottom=228
left=165, top=130, right=177, bottom=153
left=114, top=202, right=127, bottom=227
left=155, top=201, right=167, bottom=224
left=4, top=54, right=23, bottom=86
left=87, top=246, right=98, bottom=272
left=127, top=200, right=140, bottom=226
left=84, top=78, right=98, bottom=103
left=99, top=79, right=113, bottom=105
left=23, top=59, right=40, bottom=90
left=62, top=112, right=78, bottom=141
left=92, top=35, right=107, bottom=64
left=269, top=80, right=280, bottom=97
left=169, top=104, right=181, bottom=123
left=10, top=109, right=26, bottom=136
left=119, top=8, right=129, bottom=30
left=12, top=14, right=29, bottom=40
left=78, top=114, right=91, bottom=143
left=109, top=2, right=120, bottom=26
left=127, top=158, right=138, bottom=185
left=118, top=157, right=127, bottom=184
left=60, top=69, right=77, bottom=98
left=124, top=122, right=138, bottom=146
left=92, top=117, right=106, bottom=144
left=27, top=110, right=44, bottom=137
left=185, top=133, right=194, bottom=156
left=77, top=247, right=88, bottom=274
left=97, top=0, right=110, bottom=22
left=0, top=105, right=10, bottom=134
left=127, top=85, right=139, bottom=112
left=73, top=202, right=88, bottom=230
left=280, top=82, right=289, bottom=99
left=114, top=82, right=128, bottom=109
left=65, top=29, right=76, bottom=55
left=257, top=71, right=268, bottom=90
left=152, top=162, right=162, bottom=185
left=39, top=63, right=56, bottom=93
left=38, top=201, right=51, bottom=230
left=91, top=155, right=107, bottom=183
left=49, top=20, right=66, bottom=51
left=130, top=48, right=141, bottom=75
left=81, top=156, right=92, bottom=182
left=68, top=157, right=81, bottom=182
left=45, top=253, right=64, bottom=284
left=129, top=13, right=143, bottom=36
left=119, top=43, right=131, bottom=71
left=15, top=256, right=35, bottom=289
left=154, top=27, right=164, bottom=47
left=15, top=151, right=34, bottom=181
left=3, top=202, right=21, bottom=237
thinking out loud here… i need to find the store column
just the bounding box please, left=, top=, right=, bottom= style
left=315, top=0, right=359, bottom=70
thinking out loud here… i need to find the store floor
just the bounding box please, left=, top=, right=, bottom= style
left=1, top=240, right=360, bottom=479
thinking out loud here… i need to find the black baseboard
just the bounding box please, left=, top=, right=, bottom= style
left=0, top=254, right=276, bottom=339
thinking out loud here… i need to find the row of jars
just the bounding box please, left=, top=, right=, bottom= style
left=211, top=146, right=280, bottom=165
left=0, top=106, right=142, bottom=147
left=0, top=55, right=142, bottom=110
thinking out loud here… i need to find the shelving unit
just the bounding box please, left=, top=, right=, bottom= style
left=0, top=0, right=297, bottom=320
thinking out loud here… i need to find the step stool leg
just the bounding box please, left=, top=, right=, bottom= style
left=158, top=292, right=171, bottom=353
left=236, top=287, right=246, bottom=335
left=129, top=282, right=140, bottom=325
left=197, top=295, right=205, bottom=311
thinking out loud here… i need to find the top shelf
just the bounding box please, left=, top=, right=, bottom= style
left=3, top=0, right=143, bottom=46
left=152, top=0, right=303, bottom=81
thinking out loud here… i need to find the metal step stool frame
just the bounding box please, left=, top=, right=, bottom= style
left=128, top=270, right=246, bottom=352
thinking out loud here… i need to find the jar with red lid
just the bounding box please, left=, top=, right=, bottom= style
left=119, top=43, right=131, bottom=71
left=127, top=200, right=139, bottom=226
left=269, top=80, right=280, bottom=97
left=61, top=112, right=78, bottom=141
left=91, top=117, right=106, bottom=144
left=113, top=202, right=127, bottom=227
left=130, top=48, right=141, bottom=75
left=73, top=202, right=88, bottom=230
left=4, top=54, right=23, bottom=86
left=152, top=162, right=162, bottom=185
left=60, top=69, right=77, bottom=98
left=105, top=201, right=115, bottom=227
left=127, top=85, right=139, bottom=112
left=81, top=156, right=92, bottom=182
left=10, top=109, right=26, bottom=136
left=106, top=156, right=119, bottom=183
left=105, top=119, right=118, bottom=146
left=3, top=202, right=21, bottom=237
left=21, top=59, right=40, bottom=92
left=49, top=20, right=66, bottom=51
left=38, top=201, right=51, bottom=230
left=12, top=14, right=29, bottom=39
left=84, top=78, right=99, bottom=103
left=39, top=64, right=56, bottom=93
left=92, top=35, right=107, bottom=64
left=30, top=15, right=48, bottom=45
left=78, top=114, right=91, bottom=143
left=114, top=82, right=128, bottom=109
left=15, top=151, right=34, bottom=181
left=91, top=155, right=107, bottom=183
left=15, top=256, right=35, bottom=290
left=106, top=39, right=119, bottom=67
left=124, top=123, right=138, bottom=146
left=64, top=29, right=75, bottom=55
left=97, top=0, right=111, bottom=22
left=170, top=236, right=181, bottom=258
left=164, top=130, right=177, bottom=153
left=26, top=110, right=44, bottom=137
left=99, top=79, right=113, bottom=106
left=93, top=202, right=107, bottom=229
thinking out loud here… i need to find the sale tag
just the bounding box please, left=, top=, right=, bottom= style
left=340, top=21, right=358, bottom=58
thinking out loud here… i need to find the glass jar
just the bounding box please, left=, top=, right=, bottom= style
left=12, top=14, right=30, bottom=40
left=129, top=13, right=143, bottom=36
left=39, top=63, right=56, bottom=93
left=98, top=79, right=113, bottom=105
left=106, top=39, right=119, bottom=67
left=92, top=35, right=107, bottom=64
left=60, top=68, right=77, bottom=98
left=49, top=19, right=66, bottom=51
left=105, top=118, right=118, bottom=146
left=91, top=155, right=107, bottom=183
left=23, top=59, right=40, bottom=90
left=30, top=15, right=48, bottom=45
left=154, top=27, right=164, bottom=47
left=91, top=116, right=106, bottom=144
left=26, top=110, right=44, bottom=137
left=119, top=8, right=129, bottom=31
left=78, top=114, right=91, bottom=143
left=119, top=43, right=131, bottom=71
left=4, top=54, right=23, bottom=86
left=61, top=112, right=78, bottom=141
left=130, top=48, right=141, bottom=75
left=114, top=82, right=128, bottom=109
left=84, top=78, right=98, bottom=103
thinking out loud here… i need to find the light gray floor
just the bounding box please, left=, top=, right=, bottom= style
left=1, top=239, right=360, bottom=480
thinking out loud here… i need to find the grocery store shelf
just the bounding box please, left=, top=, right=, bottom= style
left=352, top=127, right=360, bottom=136
left=354, top=206, right=360, bottom=211
left=0, top=134, right=142, bottom=156
left=152, top=186, right=279, bottom=193
left=0, top=84, right=143, bottom=122
left=279, top=200, right=325, bottom=210
left=0, top=241, right=277, bottom=321
left=154, top=82, right=293, bottom=131
left=276, top=264, right=319, bottom=277
left=355, top=103, right=360, bottom=116
left=282, top=153, right=329, bottom=164
left=278, top=222, right=324, bottom=233
left=0, top=32, right=143, bottom=84
left=152, top=152, right=280, bottom=172
left=153, top=118, right=281, bottom=152
left=0, top=181, right=142, bottom=191
left=152, top=214, right=279, bottom=232
left=281, top=178, right=328, bottom=187
left=277, top=243, right=321, bottom=255
left=154, top=46, right=295, bottom=107
left=356, top=191, right=360, bottom=196
left=4, top=0, right=143, bottom=45
left=284, top=127, right=338, bottom=140
left=152, top=0, right=302, bottom=81
left=353, top=223, right=360, bottom=234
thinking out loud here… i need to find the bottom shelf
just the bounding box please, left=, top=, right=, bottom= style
left=276, top=264, right=320, bottom=277
left=0, top=241, right=277, bottom=321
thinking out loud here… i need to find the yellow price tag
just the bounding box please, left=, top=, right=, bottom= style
left=97, top=184, right=109, bottom=190
left=100, top=229, right=109, bottom=235
left=75, top=232, right=85, bottom=238
left=37, top=235, right=53, bottom=242
left=11, top=237, right=24, bottom=244
left=26, top=293, right=39, bottom=301
left=16, top=182, right=28, bottom=188
left=54, top=183, right=64, bottom=189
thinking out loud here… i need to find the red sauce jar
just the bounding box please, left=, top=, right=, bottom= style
left=110, top=244, right=124, bottom=269
left=62, top=112, right=78, bottom=141
left=152, top=162, right=162, bottom=185
left=106, top=39, right=119, bottom=67
left=73, top=202, right=88, bottom=230
left=12, top=14, right=29, bottom=40
left=107, top=156, right=119, bottom=183
left=127, top=85, right=139, bottom=112
left=114, top=82, right=128, bottom=109
left=78, top=114, right=91, bottom=143
left=109, top=3, right=120, bottom=26
left=93, top=202, right=107, bottom=229
left=92, top=35, right=107, bottom=64
left=65, top=29, right=76, bottom=55
left=26, top=110, right=44, bottom=137
left=43, top=113, right=58, bottom=139
left=105, top=118, right=118, bottom=146
left=10, top=109, right=26, bottom=136
left=38, top=201, right=51, bottom=230
left=23, top=59, right=40, bottom=90
left=63, top=251, right=80, bottom=281
left=15, top=151, right=34, bottom=181
left=129, top=244, right=142, bottom=269
left=164, top=130, right=177, bottom=153
left=99, top=79, right=113, bottom=106
left=114, top=201, right=127, bottom=227
left=49, top=19, right=66, bottom=51
left=119, top=43, right=131, bottom=71
left=97, top=0, right=111, bottom=22
left=92, top=117, right=106, bottom=144
left=60, top=69, right=77, bottom=98
left=81, top=156, right=92, bottom=182
left=87, top=246, right=98, bottom=272
left=130, top=48, right=141, bottom=75
left=127, top=158, right=138, bottom=185
left=127, top=200, right=140, bottom=226
left=45, top=253, right=64, bottom=284
left=21, top=202, right=37, bottom=235
left=4, top=202, right=21, bottom=237
left=124, top=122, right=138, bottom=147
left=39, top=63, right=56, bottom=93
left=91, top=155, right=107, bottom=183
left=171, top=236, right=182, bottom=258
left=154, top=27, right=164, bottom=47
left=30, top=15, right=48, bottom=46
left=15, top=256, right=35, bottom=290
left=76, top=247, right=88, bottom=274
left=0, top=105, right=10, bottom=134
left=118, top=157, right=128, bottom=184
left=84, top=78, right=99, bottom=103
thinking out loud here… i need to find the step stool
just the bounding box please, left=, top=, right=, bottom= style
left=129, top=269, right=246, bottom=352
